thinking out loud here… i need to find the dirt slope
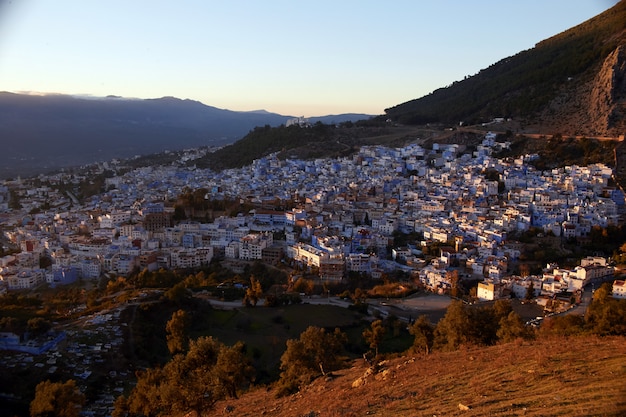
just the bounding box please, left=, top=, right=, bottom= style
left=211, top=336, right=626, bottom=417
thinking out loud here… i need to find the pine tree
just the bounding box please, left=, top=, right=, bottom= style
left=243, top=275, right=263, bottom=306
left=409, top=315, right=435, bottom=354
left=166, top=309, right=189, bottom=355
left=30, top=380, right=85, bottom=417
left=277, top=326, right=347, bottom=396
left=363, top=319, right=386, bottom=356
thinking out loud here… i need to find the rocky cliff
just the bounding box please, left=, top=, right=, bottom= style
left=533, top=43, right=626, bottom=138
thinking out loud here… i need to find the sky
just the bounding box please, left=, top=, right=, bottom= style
left=0, top=0, right=620, bottom=117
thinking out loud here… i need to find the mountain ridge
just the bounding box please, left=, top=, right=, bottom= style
left=383, top=0, right=626, bottom=137
left=0, top=92, right=371, bottom=179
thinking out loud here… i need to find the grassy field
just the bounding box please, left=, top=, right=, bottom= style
left=129, top=300, right=369, bottom=380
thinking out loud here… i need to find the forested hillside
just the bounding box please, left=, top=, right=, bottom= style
left=383, top=1, right=626, bottom=137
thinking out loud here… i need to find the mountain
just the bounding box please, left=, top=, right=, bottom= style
left=195, top=2, right=626, bottom=173
left=195, top=122, right=426, bottom=171
left=384, top=0, right=626, bottom=137
left=0, top=92, right=371, bottom=179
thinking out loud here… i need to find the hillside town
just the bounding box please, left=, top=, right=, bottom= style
left=0, top=132, right=622, bottom=307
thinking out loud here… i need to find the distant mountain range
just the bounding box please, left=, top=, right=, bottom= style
left=2, top=2, right=624, bottom=179
left=0, top=92, right=372, bottom=178
left=384, top=0, right=626, bottom=137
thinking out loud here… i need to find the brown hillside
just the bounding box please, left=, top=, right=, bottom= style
left=212, top=336, right=626, bottom=417
left=528, top=44, right=626, bottom=137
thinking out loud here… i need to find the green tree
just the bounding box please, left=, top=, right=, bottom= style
left=214, top=341, right=255, bottom=399
left=447, top=270, right=461, bottom=298
left=125, top=367, right=167, bottom=417
left=277, top=326, right=347, bottom=396
left=433, top=300, right=471, bottom=351
left=539, top=314, right=585, bottom=337
left=467, top=305, right=499, bottom=346
left=243, top=276, right=263, bottom=306
left=292, top=277, right=314, bottom=295
left=363, top=319, right=386, bottom=357
left=0, top=316, right=19, bottom=333
left=408, top=315, right=435, bottom=354
left=497, top=311, right=534, bottom=343
left=111, top=396, right=129, bottom=417
left=585, top=283, right=626, bottom=335
left=165, top=309, right=189, bottom=355
left=164, top=282, right=190, bottom=304
left=493, top=299, right=513, bottom=319
left=592, top=282, right=612, bottom=303
left=27, top=317, right=51, bottom=338
left=118, top=336, right=255, bottom=416
left=162, top=336, right=222, bottom=416
left=30, top=380, right=85, bottom=417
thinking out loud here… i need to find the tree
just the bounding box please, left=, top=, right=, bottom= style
left=164, top=282, right=190, bottom=304
left=30, top=380, right=85, bottom=417
left=243, top=276, right=263, bottom=306
left=9, top=189, right=21, bottom=210
left=525, top=281, right=535, bottom=301
left=519, top=263, right=531, bottom=278
left=27, top=317, right=51, bottom=338
left=467, top=305, right=499, bottom=346
left=592, top=282, right=612, bottom=303
left=408, top=315, right=434, bottom=354
left=539, top=314, right=585, bottom=337
left=447, top=270, right=461, bottom=298
left=292, top=277, right=314, bottom=295
left=277, top=326, right=347, bottom=396
left=165, top=309, right=189, bottom=355
left=0, top=316, right=19, bottom=333
left=162, top=336, right=223, bottom=416
left=111, top=396, right=129, bottom=417
left=119, top=336, right=252, bottom=416
left=585, top=283, right=626, bottom=335
left=126, top=367, right=168, bottom=417
left=352, top=287, right=367, bottom=304
left=493, top=299, right=513, bottom=320
left=363, top=319, right=386, bottom=357
left=214, top=341, right=255, bottom=399
left=497, top=311, right=534, bottom=343
left=433, top=300, right=471, bottom=351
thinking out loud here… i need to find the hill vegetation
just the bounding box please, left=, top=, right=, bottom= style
left=213, top=335, right=626, bottom=417
left=383, top=1, right=626, bottom=137
left=194, top=121, right=427, bottom=171
left=107, top=278, right=626, bottom=417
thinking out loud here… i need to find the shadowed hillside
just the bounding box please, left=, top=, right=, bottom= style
left=195, top=122, right=434, bottom=171
left=384, top=1, right=626, bottom=138
left=0, top=93, right=371, bottom=179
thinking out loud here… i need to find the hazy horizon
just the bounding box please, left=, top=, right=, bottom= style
left=0, top=0, right=620, bottom=117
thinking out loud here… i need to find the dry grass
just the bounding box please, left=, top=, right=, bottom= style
left=211, top=335, right=626, bottom=417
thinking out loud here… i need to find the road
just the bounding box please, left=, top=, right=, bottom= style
left=203, top=293, right=453, bottom=323
left=367, top=294, right=453, bottom=323
left=565, top=286, right=593, bottom=317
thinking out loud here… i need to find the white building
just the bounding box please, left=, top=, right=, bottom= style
left=612, top=280, right=626, bottom=299
left=3, top=269, right=44, bottom=290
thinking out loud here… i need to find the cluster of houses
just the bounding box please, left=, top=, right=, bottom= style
left=476, top=256, right=616, bottom=302
left=0, top=307, right=131, bottom=416
left=0, top=132, right=624, bottom=302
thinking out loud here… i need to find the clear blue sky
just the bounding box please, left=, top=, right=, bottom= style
left=0, top=0, right=619, bottom=117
